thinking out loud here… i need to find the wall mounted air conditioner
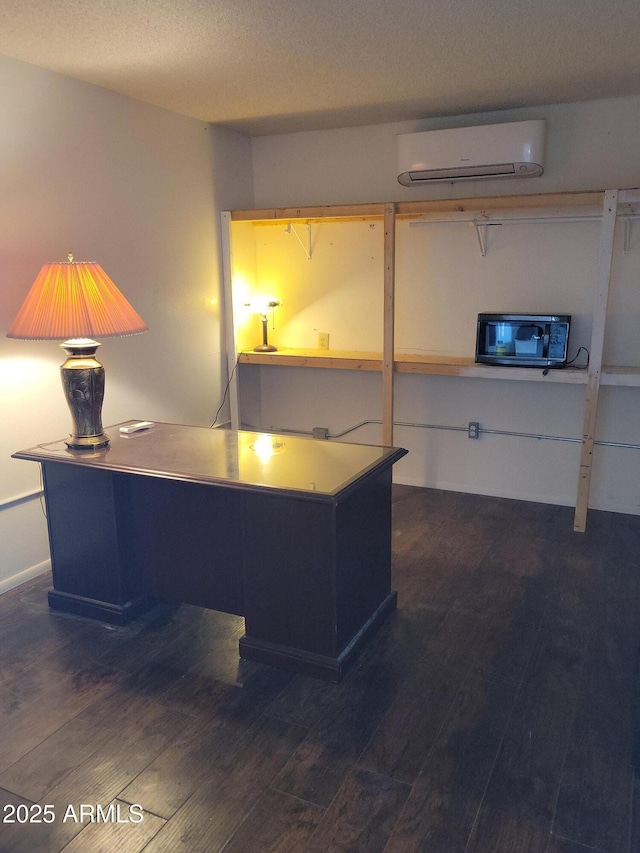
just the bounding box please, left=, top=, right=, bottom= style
left=397, top=119, right=546, bottom=185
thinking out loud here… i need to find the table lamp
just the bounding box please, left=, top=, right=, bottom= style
left=245, top=297, right=281, bottom=352
left=7, top=253, right=148, bottom=449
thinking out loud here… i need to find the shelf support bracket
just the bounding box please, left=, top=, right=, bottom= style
left=471, top=219, right=500, bottom=257
left=624, top=218, right=632, bottom=254
left=285, top=222, right=312, bottom=259
left=473, top=220, right=488, bottom=256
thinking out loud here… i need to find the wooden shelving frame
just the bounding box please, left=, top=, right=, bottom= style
left=238, top=349, right=640, bottom=386
left=222, top=188, right=640, bottom=532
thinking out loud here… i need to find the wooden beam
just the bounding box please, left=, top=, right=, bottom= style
left=382, top=204, right=396, bottom=446
left=394, top=357, right=589, bottom=383
left=220, top=212, right=240, bottom=430
left=238, top=350, right=383, bottom=371
left=230, top=203, right=386, bottom=222
left=574, top=189, right=619, bottom=532
left=395, top=190, right=606, bottom=218
left=619, top=188, right=640, bottom=205
left=230, top=191, right=616, bottom=223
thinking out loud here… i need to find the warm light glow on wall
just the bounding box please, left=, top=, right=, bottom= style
left=232, top=275, right=252, bottom=320
left=0, top=356, right=50, bottom=394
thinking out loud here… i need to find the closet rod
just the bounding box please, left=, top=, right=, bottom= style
left=409, top=213, right=640, bottom=227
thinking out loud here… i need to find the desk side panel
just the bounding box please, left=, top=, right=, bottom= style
left=335, top=467, right=395, bottom=649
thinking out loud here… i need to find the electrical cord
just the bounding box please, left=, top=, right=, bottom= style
left=543, top=345, right=589, bottom=376
left=211, top=351, right=246, bottom=428
left=566, top=346, right=590, bottom=368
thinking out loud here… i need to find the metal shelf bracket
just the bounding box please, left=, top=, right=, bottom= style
left=624, top=218, right=632, bottom=254
left=471, top=218, right=501, bottom=256
left=285, top=222, right=312, bottom=259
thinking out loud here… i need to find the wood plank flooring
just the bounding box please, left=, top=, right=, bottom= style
left=0, top=485, right=638, bottom=852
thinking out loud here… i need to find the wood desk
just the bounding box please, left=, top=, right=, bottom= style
left=14, top=422, right=407, bottom=680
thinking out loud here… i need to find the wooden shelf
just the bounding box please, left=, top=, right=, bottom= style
left=224, top=189, right=640, bottom=533
left=239, top=349, right=640, bottom=386
left=601, top=366, right=640, bottom=387
left=229, top=190, right=625, bottom=224
left=395, top=190, right=607, bottom=219
left=230, top=203, right=386, bottom=223
left=238, top=349, right=383, bottom=371
left=394, top=354, right=588, bottom=383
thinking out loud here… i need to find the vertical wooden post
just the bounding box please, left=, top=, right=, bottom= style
left=574, top=189, right=619, bottom=532
left=382, top=204, right=396, bottom=446
left=220, top=211, right=241, bottom=430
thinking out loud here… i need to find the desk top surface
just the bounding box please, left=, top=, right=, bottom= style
left=14, top=422, right=407, bottom=498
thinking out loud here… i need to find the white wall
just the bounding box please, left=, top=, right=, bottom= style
left=252, top=95, right=640, bottom=207
left=244, top=96, right=640, bottom=515
left=0, top=54, right=254, bottom=592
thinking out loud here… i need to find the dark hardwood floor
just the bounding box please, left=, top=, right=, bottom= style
left=1, top=485, right=639, bottom=852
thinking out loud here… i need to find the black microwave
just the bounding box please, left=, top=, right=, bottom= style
left=475, top=313, right=571, bottom=368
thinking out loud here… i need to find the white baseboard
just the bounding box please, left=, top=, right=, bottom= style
left=0, top=560, right=51, bottom=596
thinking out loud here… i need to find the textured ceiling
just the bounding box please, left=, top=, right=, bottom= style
left=1, top=0, right=640, bottom=135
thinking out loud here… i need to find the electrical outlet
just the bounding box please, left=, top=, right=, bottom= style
left=318, top=332, right=330, bottom=350
left=312, top=427, right=329, bottom=440
left=468, top=421, right=480, bottom=439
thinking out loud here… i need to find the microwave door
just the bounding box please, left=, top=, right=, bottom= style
left=542, top=327, right=550, bottom=359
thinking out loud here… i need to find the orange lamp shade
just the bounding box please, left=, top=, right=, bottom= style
left=7, top=257, right=147, bottom=340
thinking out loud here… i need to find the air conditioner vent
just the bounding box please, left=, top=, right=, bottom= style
left=397, top=120, right=546, bottom=185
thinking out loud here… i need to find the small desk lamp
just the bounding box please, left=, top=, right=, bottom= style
left=245, top=297, right=281, bottom=352
left=7, top=253, right=147, bottom=449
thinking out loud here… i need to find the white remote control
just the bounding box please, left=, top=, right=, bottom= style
left=119, top=421, right=155, bottom=434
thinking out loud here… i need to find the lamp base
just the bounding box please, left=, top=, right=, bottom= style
left=60, top=340, right=110, bottom=449
left=253, top=344, right=277, bottom=352
left=65, top=434, right=110, bottom=450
